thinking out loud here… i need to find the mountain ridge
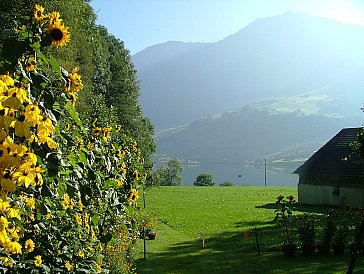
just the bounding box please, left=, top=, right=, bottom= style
left=155, top=97, right=363, bottom=164
left=134, top=11, right=364, bottom=130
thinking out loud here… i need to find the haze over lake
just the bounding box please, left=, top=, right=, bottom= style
left=181, top=162, right=299, bottom=186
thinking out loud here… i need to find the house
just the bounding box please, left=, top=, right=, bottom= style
left=294, top=127, right=364, bottom=207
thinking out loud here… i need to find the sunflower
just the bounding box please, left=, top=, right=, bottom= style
left=126, top=189, right=139, bottom=205
left=65, top=260, right=72, bottom=271
left=47, top=23, right=70, bottom=47
left=66, top=67, right=83, bottom=92
left=92, top=127, right=102, bottom=136
left=24, top=239, right=35, bottom=253
left=33, top=4, right=45, bottom=24
left=34, top=255, right=42, bottom=267
left=48, top=11, right=62, bottom=25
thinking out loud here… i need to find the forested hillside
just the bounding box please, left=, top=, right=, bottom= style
left=156, top=98, right=363, bottom=164
left=1, top=0, right=155, bottom=165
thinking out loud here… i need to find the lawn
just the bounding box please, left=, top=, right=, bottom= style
left=134, top=186, right=364, bottom=273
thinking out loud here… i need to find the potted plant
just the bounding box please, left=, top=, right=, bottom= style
left=333, top=224, right=348, bottom=255
left=147, top=215, right=157, bottom=240
left=146, top=217, right=157, bottom=240
left=275, top=195, right=297, bottom=256
left=317, top=211, right=335, bottom=255
left=147, top=230, right=157, bottom=240
left=296, top=214, right=316, bottom=255
left=139, top=211, right=158, bottom=240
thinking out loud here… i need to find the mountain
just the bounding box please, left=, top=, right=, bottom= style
left=155, top=94, right=363, bottom=164
left=132, top=41, right=207, bottom=73
left=133, top=11, right=364, bottom=130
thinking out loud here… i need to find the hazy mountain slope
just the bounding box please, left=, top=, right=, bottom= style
left=134, top=12, right=364, bottom=130
left=156, top=95, right=363, bottom=163
left=132, top=41, right=207, bottom=73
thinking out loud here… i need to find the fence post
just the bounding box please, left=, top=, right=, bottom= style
left=201, top=233, right=206, bottom=248
left=143, top=190, right=147, bottom=260
left=254, top=228, right=260, bottom=255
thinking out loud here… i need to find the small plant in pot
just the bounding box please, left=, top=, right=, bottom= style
left=275, top=195, right=297, bottom=256
left=296, top=214, right=316, bottom=256
left=139, top=211, right=158, bottom=240
left=317, top=210, right=335, bottom=255
left=146, top=219, right=157, bottom=240
left=332, top=209, right=349, bottom=255
left=147, top=230, right=157, bottom=240
left=333, top=224, right=348, bottom=255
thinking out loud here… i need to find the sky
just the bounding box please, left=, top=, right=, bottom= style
left=90, top=0, right=364, bottom=55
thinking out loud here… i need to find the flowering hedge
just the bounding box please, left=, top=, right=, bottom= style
left=0, top=5, right=144, bottom=273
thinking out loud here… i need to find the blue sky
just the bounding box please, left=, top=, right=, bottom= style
left=90, top=0, right=364, bottom=54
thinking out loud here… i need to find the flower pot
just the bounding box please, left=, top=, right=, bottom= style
left=317, top=243, right=330, bottom=255
left=333, top=243, right=345, bottom=255
left=281, top=243, right=296, bottom=256
left=301, top=243, right=315, bottom=256
left=148, top=232, right=156, bottom=240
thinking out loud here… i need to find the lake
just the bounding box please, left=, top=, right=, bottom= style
left=181, top=161, right=300, bottom=186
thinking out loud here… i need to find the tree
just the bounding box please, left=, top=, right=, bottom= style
left=194, top=172, right=215, bottom=186
left=90, top=26, right=156, bottom=166
left=0, top=1, right=156, bottom=170
left=156, top=159, right=184, bottom=186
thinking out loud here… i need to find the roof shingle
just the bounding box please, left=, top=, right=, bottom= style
left=293, top=128, right=363, bottom=176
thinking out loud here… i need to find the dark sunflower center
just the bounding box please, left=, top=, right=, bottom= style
left=37, top=11, right=42, bottom=17
left=50, top=29, right=63, bottom=41
left=18, top=115, right=25, bottom=122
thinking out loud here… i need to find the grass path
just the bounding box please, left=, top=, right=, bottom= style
left=134, top=186, right=364, bottom=273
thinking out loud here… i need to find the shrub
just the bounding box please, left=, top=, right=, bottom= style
left=296, top=214, right=316, bottom=245
left=194, top=172, right=215, bottom=186
left=219, top=182, right=234, bottom=186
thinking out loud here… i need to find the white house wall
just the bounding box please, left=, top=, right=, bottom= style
left=298, top=183, right=364, bottom=207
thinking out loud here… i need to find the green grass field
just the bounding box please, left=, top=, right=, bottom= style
left=134, top=186, right=364, bottom=273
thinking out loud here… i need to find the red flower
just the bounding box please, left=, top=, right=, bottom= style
left=242, top=231, right=250, bottom=240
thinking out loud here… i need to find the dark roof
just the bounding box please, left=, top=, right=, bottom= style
left=294, top=128, right=363, bottom=176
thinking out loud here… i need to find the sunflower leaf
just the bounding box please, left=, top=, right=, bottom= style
left=64, top=101, right=84, bottom=129
left=49, top=55, right=61, bottom=76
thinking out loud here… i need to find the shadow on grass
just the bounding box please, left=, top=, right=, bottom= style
left=256, top=202, right=333, bottom=214
left=136, top=228, right=364, bottom=274
left=136, top=203, right=364, bottom=273
left=234, top=220, right=275, bottom=229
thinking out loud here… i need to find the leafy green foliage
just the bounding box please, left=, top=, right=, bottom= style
left=0, top=4, right=146, bottom=272
left=0, top=0, right=156, bottom=172
left=194, top=172, right=215, bottom=186
left=275, top=195, right=296, bottom=244
left=219, top=182, right=234, bottom=186
left=155, top=159, right=184, bottom=186
left=90, top=26, right=156, bottom=165
left=296, top=214, right=316, bottom=245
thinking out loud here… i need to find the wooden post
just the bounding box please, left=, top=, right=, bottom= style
left=254, top=228, right=260, bottom=255
left=143, top=190, right=147, bottom=260
left=264, top=158, right=267, bottom=187
left=201, top=233, right=206, bottom=248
